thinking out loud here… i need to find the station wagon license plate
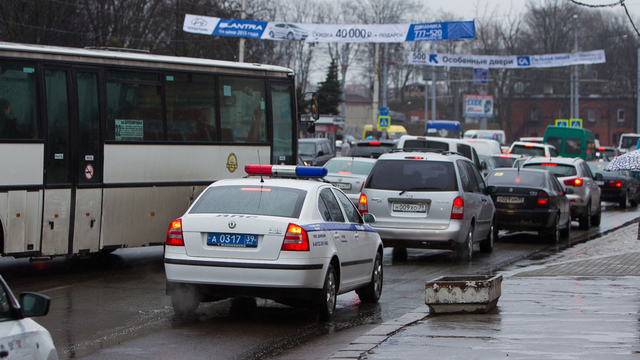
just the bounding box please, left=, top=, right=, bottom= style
left=207, top=233, right=258, bottom=247
left=496, top=196, right=524, bottom=204
left=392, top=203, right=427, bottom=213
left=334, top=182, right=352, bottom=190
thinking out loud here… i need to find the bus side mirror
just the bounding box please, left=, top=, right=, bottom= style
left=306, top=121, right=315, bottom=133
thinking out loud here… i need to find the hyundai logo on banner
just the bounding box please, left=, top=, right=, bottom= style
left=191, top=18, right=207, bottom=27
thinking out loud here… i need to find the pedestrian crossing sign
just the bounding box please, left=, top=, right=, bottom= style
left=378, top=116, right=390, bottom=129
left=555, top=119, right=568, bottom=127
left=570, top=119, right=582, bottom=128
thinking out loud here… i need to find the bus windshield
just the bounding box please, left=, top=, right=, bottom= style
left=425, top=121, right=461, bottom=138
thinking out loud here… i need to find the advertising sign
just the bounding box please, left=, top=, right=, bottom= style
left=183, top=14, right=475, bottom=43
left=465, top=95, right=493, bottom=118
left=409, top=50, right=606, bottom=68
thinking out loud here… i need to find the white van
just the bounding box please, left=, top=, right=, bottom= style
left=465, top=139, right=502, bottom=156
left=463, top=129, right=506, bottom=144
left=396, top=135, right=481, bottom=169
left=618, top=133, right=640, bottom=152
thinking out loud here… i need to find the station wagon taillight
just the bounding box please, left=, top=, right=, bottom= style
left=166, top=219, right=184, bottom=246
left=282, top=223, right=309, bottom=251
left=564, top=178, right=583, bottom=186
left=451, top=197, right=464, bottom=220
left=537, top=191, right=549, bottom=206
left=358, top=194, right=368, bottom=216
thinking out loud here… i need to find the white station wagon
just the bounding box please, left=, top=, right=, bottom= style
left=164, top=165, right=383, bottom=320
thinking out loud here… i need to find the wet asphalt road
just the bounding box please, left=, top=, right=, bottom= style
left=1, top=202, right=637, bottom=360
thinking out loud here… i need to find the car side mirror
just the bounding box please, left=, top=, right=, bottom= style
left=317, top=150, right=324, bottom=156
left=564, top=188, right=574, bottom=195
left=363, top=213, right=376, bottom=224
left=487, top=185, right=498, bottom=195
left=306, top=121, right=315, bottom=134
left=19, top=292, right=51, bottom=318
left=595, top=173, right=603, bottom=181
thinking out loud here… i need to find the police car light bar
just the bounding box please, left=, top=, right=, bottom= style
left=244, top=165, right=328, bottom=178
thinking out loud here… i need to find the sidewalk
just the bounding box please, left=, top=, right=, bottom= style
left=330, top=223, right=640, bottom=359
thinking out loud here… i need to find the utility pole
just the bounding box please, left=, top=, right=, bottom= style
left=371, top=4, right=380, bottom=139
left=572, top=14, right=579, bottom=119
left=238, top=0, right=246, bottom=62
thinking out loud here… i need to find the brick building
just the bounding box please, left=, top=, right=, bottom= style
left=505, top=95, right=636, bottom=147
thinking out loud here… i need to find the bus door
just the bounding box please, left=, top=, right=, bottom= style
left=42, top=69, right=103, bottom=256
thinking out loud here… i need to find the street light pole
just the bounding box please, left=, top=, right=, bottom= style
left=573, top=14, right=579, bottom=119
left=238, top=0, right=246, bottom=62
left=372, top=5, right=380, bottom=139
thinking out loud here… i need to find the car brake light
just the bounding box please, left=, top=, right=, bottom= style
left=608, top=180, right=622, bottom=187
left=537, top=191, right=549, bottom=206
left=598, top=147, right=606, bottom=151
left=525, top=144, right=533, bottom=148
left=166, top=219, right=184, bottom=246
left=369, top=141, right=381, bottom=145
left=405, top=156, right=423, bottom=160
left=282, top=223, right=309, bottom=251
left=564, top=178, right=583, bottom=186
left=451, top=196, right=464, bottom=220
left=358, top=193, right=368, bottom=216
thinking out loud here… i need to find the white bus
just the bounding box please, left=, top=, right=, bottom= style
left=0, top=42, right=313, bottom=259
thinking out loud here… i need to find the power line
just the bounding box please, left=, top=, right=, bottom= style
left=569, top=0, right=640, bottom=36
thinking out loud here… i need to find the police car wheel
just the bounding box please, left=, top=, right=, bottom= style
left=318, top=265, right=337, bottom=321
left=356, top=252, right=383, bottom=303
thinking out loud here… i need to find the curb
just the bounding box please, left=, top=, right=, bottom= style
left=328, top=306, right=430, bottom=359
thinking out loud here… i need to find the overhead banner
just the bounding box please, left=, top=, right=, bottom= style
left=409, top=50, right=606, bottom=68
left=183, top=14, right=475, bottom=43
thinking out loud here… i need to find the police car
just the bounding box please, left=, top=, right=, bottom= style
left=164, top=165, right=383, bottom=320
left=0, top=275, right=57, bottom=360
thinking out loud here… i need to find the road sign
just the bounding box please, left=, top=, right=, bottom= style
left=555, top=119, right=569, bottom=127
left=473, top=68, right=488, bottom=85
left=379, top=107, right=389, bottom=116
left=378, top=116, right=390, bottom=129
left=570, top=119, right=582, bottom=128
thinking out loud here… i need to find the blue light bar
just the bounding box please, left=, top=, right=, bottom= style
left=296, top=166, right=328, bottom=178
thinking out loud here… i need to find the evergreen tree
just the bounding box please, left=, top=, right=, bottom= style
left=316, top=59, right=343, bottom=115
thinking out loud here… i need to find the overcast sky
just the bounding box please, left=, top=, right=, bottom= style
left=433, top=0, right=640, bottom=21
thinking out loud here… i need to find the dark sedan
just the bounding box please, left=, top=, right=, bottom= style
left=351, top=139, right=396, bottom=158
left=587, top=161, right=638, bottom=208
left=486, top=168, right=572, bottom=243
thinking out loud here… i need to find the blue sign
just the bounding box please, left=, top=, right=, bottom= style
left=555, top=119, right=569, bottom=127
left=473, top=68, right=488, bottom=85
left=379, top=107, right=389, bottom=116
left=570, top=119, right=582, bottom=128
left=378, top=116, right=390, bottom=129
left=406, top=21, right=475, bottom=41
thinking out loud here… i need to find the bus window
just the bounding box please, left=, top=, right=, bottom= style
left=0, top=60, right=39, bottom=140
left=106, top=71, right=163, bottom=141
left=165, top=73, right=217, bottom=142
left=219, top=77, right=266, bottom=143
left=270, top=83, right=295, bottom=165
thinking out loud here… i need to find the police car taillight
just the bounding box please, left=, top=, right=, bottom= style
left=245, top=164, right=328, bottom=178
left=166, top=219, right=184, bottom=246
left=282, top=223, right=309, bottom=251
left=358, top=193, right=368, bottom=216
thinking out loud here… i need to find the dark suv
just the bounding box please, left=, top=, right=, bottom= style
left=298, top=138, right=335, bottom=166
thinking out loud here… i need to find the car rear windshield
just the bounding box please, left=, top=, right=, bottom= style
left=325, top=159, right=374, bottom=175
left=402, top=140, right=449, bottom=151
left=366, top=160, right=458, bottom=191
left=190, top=185, right=306, bottom=218
left=486, top=170, right=546, bottom=187
left=522, top=163, right=577, bottom=177
left=492, top=156, right=517, bottom=167
left=298, top=142, right=317, bottom=156
left=351, top=143, right=395, bottom=158
left=510, top=145, right=545, bottom=156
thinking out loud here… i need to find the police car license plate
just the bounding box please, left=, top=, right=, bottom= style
left=596, top=181, right=604, bottom=186
left=392, top=203, right=426, bottom=213
left=496, top=196, right=524, bottom=204
left=207, top=233, right=258, bottom=247
left=334, top=182, right=352, bottom=190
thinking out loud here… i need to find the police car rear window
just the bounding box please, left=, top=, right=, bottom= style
left=190, top=186, right=306, bottom=218
left=366, top=160, right=458, bottom=191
